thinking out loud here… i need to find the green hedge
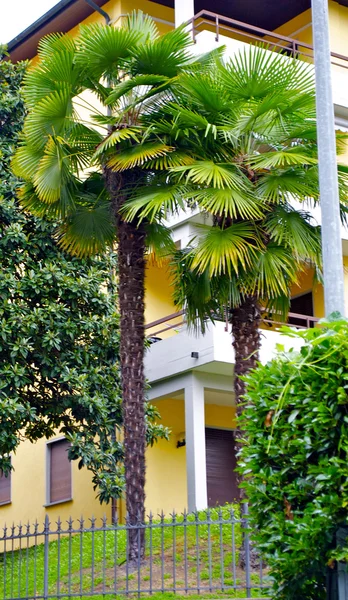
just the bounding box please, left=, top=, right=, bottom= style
left=239, top=317, right=348, bottom=599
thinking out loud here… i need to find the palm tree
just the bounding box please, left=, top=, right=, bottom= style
left=123, top=47, right=348, bottom=452
left=11, top=12, right=213, bottom=559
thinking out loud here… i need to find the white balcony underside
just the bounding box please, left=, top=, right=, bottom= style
left=144, top=321, right=304, bottom=383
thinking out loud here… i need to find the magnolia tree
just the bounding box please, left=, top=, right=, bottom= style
left=0, top=48, right=168, bottom=504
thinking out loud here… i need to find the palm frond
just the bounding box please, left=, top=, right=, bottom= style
left=122, top=184, right=188, bottom=222
left=23, top=89, right=74, bottom=150
left=56, top=199, right=115, bottom=257
left=191, top=223, right=262, bottom=276
left=188, top=187, right=264, bottom=220
left=11, top=144, right=44, bottom=181
left=37, top=32, right=76, bottom=59
left=75, top=23, right=141, bottom=79
left=106, top=74, right=170, bottom=106
left=130, top=25, right=193, bottom=78
left=107, top=142, right=174, bottom=171
left=93, top=128, right=141, bottom=160
left=248, top=148, right=317, bottom=169
left=125, top=10, right=159, bottom=44
left=245, top=243, right=299, bottom=298
left=32, top=137, right=75, bottom=203
left=257, top=169, right=319, bottom=203
left=143, top=151, right=196, bottom=170
left=265, top=205, right=322, bottom=263
left=219, top=45, right=315, bottom=101
left=171, top=161, right=249, bottom=189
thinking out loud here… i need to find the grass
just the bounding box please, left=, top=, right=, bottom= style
left=0, top=506, right=271, bottom=599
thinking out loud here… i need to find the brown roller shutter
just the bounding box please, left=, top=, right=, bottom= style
left=49, top=439, right=71, bottom=504
left=0, top=470, right=11, bottom=504
left=205, top=428, right=239, bottom=507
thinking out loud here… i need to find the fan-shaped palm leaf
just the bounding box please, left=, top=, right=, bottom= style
left=188, top=187, right=264, bottom=220
left=107, top=142, right=174, bottom=171
left=56, top=200, right=115, bottom=257
left=130, top=26, right=192, bottom=78
left=122, top=184, right=188, bottom=222
left=23, top=90, right=74, bottom=150
left=245, top=243, right=299, bottom=298
left=93, top=128, right=141, bottom=160
left=75, top=23, right=142, bottom=79
left=191, top=223, right=262, bottom=276
left=265, top=205, right=321, bottom=263
left=172, top=161, right=249, bottom=189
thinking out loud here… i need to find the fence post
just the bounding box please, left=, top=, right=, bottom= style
left=242, top=503, right=251, bottom=598
left=43, top=515, right=50, bottom=600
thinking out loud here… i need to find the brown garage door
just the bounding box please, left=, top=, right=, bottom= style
left=205, top=428, right=239, bottom=507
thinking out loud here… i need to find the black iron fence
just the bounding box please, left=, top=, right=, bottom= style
left=0, top=504, right=271, bottom=599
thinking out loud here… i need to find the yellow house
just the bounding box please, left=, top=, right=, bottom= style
left=3, top=0, right=348, bottom=527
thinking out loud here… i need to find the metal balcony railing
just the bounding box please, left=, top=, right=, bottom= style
left=145, top=308, right=319, bottom=340
left=188, top=10, right=348, bottom=70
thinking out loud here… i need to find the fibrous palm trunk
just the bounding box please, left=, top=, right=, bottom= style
left=231, top=294, right=261, bottom=420
left=106, top=168, right=146, bottom=562
left=231, top=294, right=261, bottom=569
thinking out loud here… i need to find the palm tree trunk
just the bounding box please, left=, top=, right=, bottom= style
left=106, top=168, right=146, bottom=562
left=231, top=294, right=261, bottom=418
left=231, top=294, right=261, bottom=569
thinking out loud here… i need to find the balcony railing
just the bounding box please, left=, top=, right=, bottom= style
left=188, top=10, right=348, bottom=70
left=145, top=308, right=319, bottom=340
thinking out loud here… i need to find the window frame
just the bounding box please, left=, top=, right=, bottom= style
left=45, top=437, right=73, bottom=507
left=0, top=459, right=12, bottom=507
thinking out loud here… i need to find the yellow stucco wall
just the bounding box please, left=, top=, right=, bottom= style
left=0, top=436, right=111, bottom=527
left=145, top=261, right=180, bottom=338
left=145, top=398, right=236, bottom=515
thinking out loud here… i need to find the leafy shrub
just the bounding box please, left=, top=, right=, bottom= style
left=239, top=318, right=348, bottom=599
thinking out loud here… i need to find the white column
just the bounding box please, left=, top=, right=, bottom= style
left=184, top=375, right=208, bottom=512
left=174, top=0, right=195, bottom=28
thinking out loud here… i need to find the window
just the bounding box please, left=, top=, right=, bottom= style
left=0, top=468, right=11, bottom=505
left=289, top=291, right=314, bottom=327
left=47, top=439, right=72, bottom=505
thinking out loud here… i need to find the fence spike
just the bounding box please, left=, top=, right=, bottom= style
left=78, top=515, right=84, bottom=531
left=56, top=516, right=62, bottom=531
left=102, top=514, right=107, bottom=527
left=26, top=521, right=30, bottom=534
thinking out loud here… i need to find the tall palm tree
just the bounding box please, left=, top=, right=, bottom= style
left=123, top=47, right=348, bottom=450
left=12, top=12, right=215, bottom=559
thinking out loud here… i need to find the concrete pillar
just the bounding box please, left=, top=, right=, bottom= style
left=174, top=0, right=195, bottom=28
left=184, top=375, right=208, bottom=512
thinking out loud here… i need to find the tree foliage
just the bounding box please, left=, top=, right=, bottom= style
left=239, top=318, right=348, bottom=599
left=0, top=49, right=168, bottom=503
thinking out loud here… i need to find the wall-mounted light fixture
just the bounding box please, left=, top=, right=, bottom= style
left=176, top=432, right=186, bottom=448
left=191, top=351, right=199, bottom=359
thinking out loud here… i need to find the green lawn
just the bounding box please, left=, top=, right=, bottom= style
left=0, top=506, right=271, bottom=599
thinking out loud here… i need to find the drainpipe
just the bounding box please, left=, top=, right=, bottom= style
left=83, top=0, right=111, bottom=24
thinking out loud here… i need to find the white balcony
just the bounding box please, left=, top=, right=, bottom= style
left=144, top=311, right=316, bottom=383
left=181, top=10, right=348, bottom=116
